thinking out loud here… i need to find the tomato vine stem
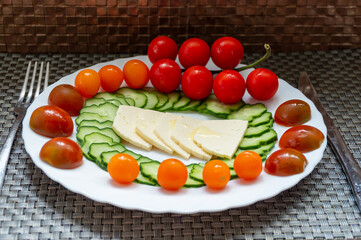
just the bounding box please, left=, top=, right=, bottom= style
left=235, top=43, right=271, bottom=72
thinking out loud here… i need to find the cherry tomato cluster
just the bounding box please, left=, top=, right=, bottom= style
left=30, top=104, right=83, bottom=169
left=30, top=84, right=86, bottom=169
left=264, top=99, right=324, bottom=176
left=147, top=36, right=279, bottom=104
left=70, top=36, right=279, bottom=104
left=106, top=151, right=264, bottom=190
left=201, top=151, right=263, bottom=190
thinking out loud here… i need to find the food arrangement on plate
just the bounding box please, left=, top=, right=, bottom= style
left=24, top=36, right=327, bottom=212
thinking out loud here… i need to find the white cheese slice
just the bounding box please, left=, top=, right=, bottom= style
left=171, top=116, right=212, bottom=160
left=154, top=113, right=191, bottom=159
left=136, top=109, right=173, bottom=154
left=193, top=119, right=248, bottom=159
left=112, top=105, right=152, bottom=151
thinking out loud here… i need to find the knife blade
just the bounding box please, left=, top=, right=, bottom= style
left=298, top=71, right=361, bottom=211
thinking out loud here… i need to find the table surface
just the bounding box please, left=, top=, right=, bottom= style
left=0, top=49, right=360, bottom=239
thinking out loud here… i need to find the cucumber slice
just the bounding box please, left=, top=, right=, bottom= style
left=184, top=164, right=205, bottom=188
left=139, top=90, right=159, bottom=109
left=157, top=92, right=181, bottom=111
left=139, top=161, right=160, bottom=184
left=235, top=141, right=276, bottom=161
left=95, top=92, right=129, bottom=106
left=173, top=95, right=191, bottom=111
left=121, top=150, right=142, bottom=160
left=180, top=100, right=202, bottom=111
left=101, top=150, right=120, bottom=166
left=135, top=156, right=158, bottom=186
left=124, top=97, right=135, bottom=106
left=94, top=92, right=121, bottom=101
left=219, top=158, right=235, bottom=169
left=195, top=102, right=208, bottom=114
left=94, top=92, right=128, bottom=106
left=137, top=156, right=154, bottom=163
left=100, top=150, right=143, bottom=166
left=116, top=87, right=147, bottom=108
left=230, top=169, right=238, bottom=180
left=228, top=103, right=267, bottom=122
left=115, top=97, right=129, bottom=106
left=249, top=112, right=273, bottom=127
left=264, top=119, right=274, bottom=128
left=135, top=156, right=159, bottom=186
left=84, top=98, right=107, bottom=107
left=244, top=124, right=271, bottom=138
left=81, top=132, right=115, bottom=166
left=77, top=126, right=121, bottom=145
left=75, top=112, right=111, bottom=126
left=203, top=95, right=244, bottom=118
left=89, top=143, right=126, bottom=166
left=143, top=87, right=169, bottom=109
left=80, top=102, right=118, bottom=121
left=189, top=163, right=205, bottom=182
left=77, top=119, right=113, bottom=130
left=240, top=129, right=277, bottom=149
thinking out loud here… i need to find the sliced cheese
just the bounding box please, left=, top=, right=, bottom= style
left=171, top=116, right=212, bottom=160
left=112, top=105, right=152, bottom=151
left=193, top=119, right=248, bottom=159
left=136, top=109, right=173, bottom=154
left=154, top=113, right=191, bottom=159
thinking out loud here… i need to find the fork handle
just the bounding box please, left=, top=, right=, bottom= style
left=0, top=113, right=26, bottom=191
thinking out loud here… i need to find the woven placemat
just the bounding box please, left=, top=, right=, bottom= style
left=0, top=50, right=360, bottom=239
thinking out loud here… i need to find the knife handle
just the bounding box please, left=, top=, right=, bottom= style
left=327, top=129, right=361, bottom=207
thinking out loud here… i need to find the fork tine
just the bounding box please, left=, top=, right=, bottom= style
left=44, top=62, right=49, bottom=91
left=18, top=61, right=32, bottom=103
left=25, top=61, right=38, bottom=104
left=34, top=62, right=44, bottom=98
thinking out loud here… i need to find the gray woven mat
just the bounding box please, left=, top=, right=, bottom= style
left=0, top=50, right=360, bottom=239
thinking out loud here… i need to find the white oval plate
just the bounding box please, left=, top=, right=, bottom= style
left=22, top=56, right=327, bottom=214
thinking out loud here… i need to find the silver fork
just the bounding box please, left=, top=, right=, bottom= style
left=0, top=61, right=49, bottom=190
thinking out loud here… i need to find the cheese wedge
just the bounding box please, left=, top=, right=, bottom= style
left=171, top=116, right=212, bottom=160
left=136, top=110, right=173, bottom=154
left=193, top=119, right=248, bottom=159
left=154, top=113, right=191, bottom=159
left=112, top=105, right=152, bottom=151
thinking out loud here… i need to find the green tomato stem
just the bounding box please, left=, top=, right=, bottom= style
left=235, top=43, right=271, bottom=71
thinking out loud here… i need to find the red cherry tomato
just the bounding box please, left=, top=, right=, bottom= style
left=74, top=69, right=101, bottom=98
left=213, top=70, right=246, bottom=104
left=246, top=68, right=279, bottom=101
left=30, top=105, right=73, bottom=138
left=202, top=160, right=231, bottom=190
left=123, top=60, right=150, bottom=89
left=40, top=137, right=83, bottom=169
left=211, top=37, right=244, bottom=70
left=149, top=59, right=182, bottom=93
left=48, top=84, right=84, bottom=116
left=181, top=66, right=213, bottom=100
left=98, top=65, right=124, bottom=92
left=275, top=99, right=311, bottom=126
left=279, top=125, right=325, bottom=153
left=264, top=148, right=308, bottom=176
left=107, top=153, right=140, bottom=184
left=157, top=158, right=188, bottom=190
left=148, top=36, right=178, bottom=64
left=178, top=38, right=210, bottom=69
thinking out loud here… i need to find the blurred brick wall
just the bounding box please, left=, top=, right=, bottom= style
left=0, top=0, right=360, bottom=53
